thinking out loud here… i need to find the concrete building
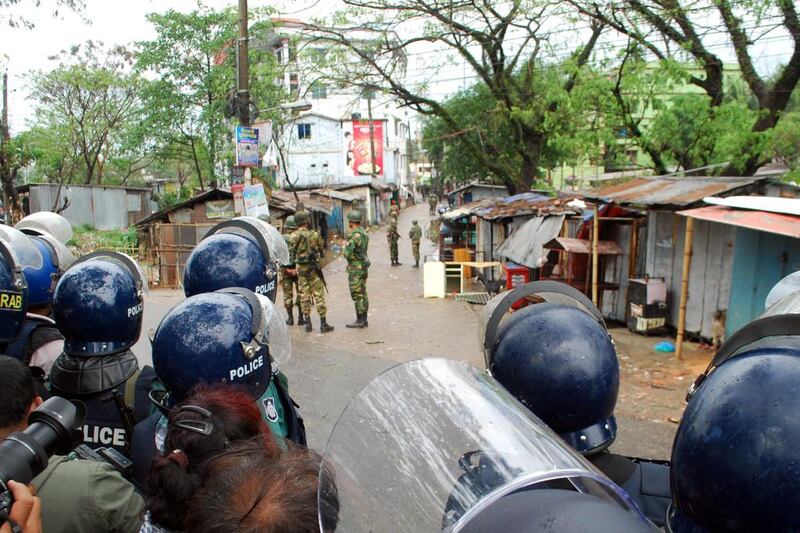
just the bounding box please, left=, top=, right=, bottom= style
left=264, top=19, right=414, bottom=196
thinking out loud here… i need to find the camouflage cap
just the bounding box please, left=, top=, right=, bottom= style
left=347, top=210, right=362, bottom=223
left=284, top=215, right=297, bottom=229
left=294, top=211, right=310, bottom=226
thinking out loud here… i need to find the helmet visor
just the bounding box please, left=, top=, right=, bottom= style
left=221, top=216, right=291, bottom=266
left=255, top=293, right=291, bottom=365
left=34, top=231, right=75, bottom=271
left=318, top=359, right=646, bottom=533
left=15, top=212, right=74, bottom=243
left=0, top=225, right=43, bottom=270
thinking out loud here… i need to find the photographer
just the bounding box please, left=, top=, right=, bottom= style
left=0, top=356, right=144, bottom=533
left=0, top=481, right=41, bottom=533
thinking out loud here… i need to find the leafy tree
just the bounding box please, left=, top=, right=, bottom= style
left=1, top=0, right=84, bottom=28
left=307, top=1, right=605, bottom=193
left=28, top=41, right=143, bottom=185
left=569, top=0, right=800, bottom=176
left=136, top=5, right=280, bottom=189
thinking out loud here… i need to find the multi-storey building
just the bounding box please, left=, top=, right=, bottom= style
left=264, top=19, right=413, bottom=197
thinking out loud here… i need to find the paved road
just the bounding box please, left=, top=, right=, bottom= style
left=132, top=202, right=675, bottom=458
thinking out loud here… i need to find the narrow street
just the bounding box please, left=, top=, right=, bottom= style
left=133, top=202, right=688, bottom=458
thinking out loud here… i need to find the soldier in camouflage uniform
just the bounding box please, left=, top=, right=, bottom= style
left=390, top=200, right=400, bottom=218
left=289, top=211, right=333, bottom=333
left=280, top=216, right=304, bottom=326
left=387, top=212, right=400, bottom=266
left=344, top=210, right=370, bottom=328
left=409, top=220, right=423, bottom=268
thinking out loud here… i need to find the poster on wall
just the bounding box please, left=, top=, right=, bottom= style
left=346, top=120, right=384, bottom=176
left=243, top=184, right=270, bottom=218
left=231, top=184, right=245, bottom=215
left=235, top=126, right=259, bottom=167
left=205, top=200, right=235, bottom=219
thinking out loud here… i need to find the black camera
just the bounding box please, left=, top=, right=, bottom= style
left=0, top=397, right=85, bottom=518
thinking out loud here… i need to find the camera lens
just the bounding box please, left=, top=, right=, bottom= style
left=0, top=397, right=85, bottom=487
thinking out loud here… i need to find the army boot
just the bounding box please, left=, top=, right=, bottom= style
left=346, top=314, right=366, bottom=329
left=361, top=312, right=369, bottom=327
left=320, top=317, right=334, bottom=333
left=285, top=307, right=294, bottom=326
left=305, top=318, right=313, bottom=332
left=297, top=306, right=307, bottom=326
left=414, top=260, right=419, bottom=268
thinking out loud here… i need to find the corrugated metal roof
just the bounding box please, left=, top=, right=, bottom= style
left=586, top=176, right=766, bottom=207
left=441, top=192, right=584, bottom=221
left=310, top=189, right=361, bottom=202
left=543, top=237, right=624, bottom=255
left=495, top=215, right=566, bottom=268
left=677, top=205, right=800, bottom=239
left=447, top=182, right=509, bottom=196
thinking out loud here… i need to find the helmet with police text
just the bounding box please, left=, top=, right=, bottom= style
left=294, top=211, right=310, bottom=226
left=18, top=232, right=75, bottom=307
left=15, top=211, right=73, bottom=244
left=53, top=251, right=147, bottom=356
left=668, top=312, right=800, bottom=532
left=183, top=216, right=288, bottom=302
left=284, top=216, right=297, bottom=230
left=480, top=281, right=619, bottom=455
left=0, top=226, right=42, bottom=341
left=347, top=210, right=362, bottom=223
left=152, top=288, right=290, bottom=402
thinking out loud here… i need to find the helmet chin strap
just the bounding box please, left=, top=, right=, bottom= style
left=483, top=281, right=606, bottom=368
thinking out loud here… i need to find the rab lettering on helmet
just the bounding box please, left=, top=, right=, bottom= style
left=230, top=354, right=264, bottom=381
left=127, top=303, right=143, bottom=318
left=0, top=291, right=23, bottom=310
left=255, top=281, right=276, bottom=295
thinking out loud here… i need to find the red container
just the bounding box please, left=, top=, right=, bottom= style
left=502, top=262, right=530, bottom=310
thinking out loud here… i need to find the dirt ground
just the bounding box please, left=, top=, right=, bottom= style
left=132, top=201, right=712, bottom=460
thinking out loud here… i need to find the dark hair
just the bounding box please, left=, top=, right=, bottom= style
left=0, top=356, right=38, bottom=430
left=185, top=444, right=338, bottom=533
left=146, top=384, right=280, bottom=531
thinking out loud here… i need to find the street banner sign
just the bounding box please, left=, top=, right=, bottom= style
left=235, top=126, right=259, bottom=167
left=232, top=184, right=245, bottom=215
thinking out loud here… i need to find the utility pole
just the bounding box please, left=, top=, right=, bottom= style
left=1, top=72, right=12, bottom=220
left=237, top=0, right=250, bottom=126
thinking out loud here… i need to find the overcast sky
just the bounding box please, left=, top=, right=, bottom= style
left=1, top=1, right=795, bottom=134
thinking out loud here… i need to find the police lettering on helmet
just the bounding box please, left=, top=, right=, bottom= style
left=183, top=216, right=288, bottom=302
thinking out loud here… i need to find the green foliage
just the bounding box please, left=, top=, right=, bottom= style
left=155, top=186, right=192, bottom=210
left=69, top=225, right=138, bottom=251
left=768, top=111, right=800, bottom=180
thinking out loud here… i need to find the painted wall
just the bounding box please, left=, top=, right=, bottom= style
left=727, top=228, right=800, bottom=336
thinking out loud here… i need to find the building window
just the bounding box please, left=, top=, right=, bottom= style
left=310, top=82, right=327, bottom=99
left=297, top=123, right=312, bottom=140
left=289, top=73, right=299, bottom=96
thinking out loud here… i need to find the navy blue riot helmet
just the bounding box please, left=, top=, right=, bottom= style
left=183, top=217, right=288, bottom=302
left=53, top=251, right=146, bottom=356
left=668, top=314, right=800, bottom=532
left=0, top=240, right=29, bottom=342
left=152, top=288, right=290, bottom=402
left=481, top=281, right=619, bottom=454
left=19, top=233, right=74, bottom=307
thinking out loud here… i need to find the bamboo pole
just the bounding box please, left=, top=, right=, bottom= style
left=592, top=204, right=599, bottom=306
left=676, top=216, right=695, bottom=360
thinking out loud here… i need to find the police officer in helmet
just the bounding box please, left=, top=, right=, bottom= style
left=129, top=288, right=304, bottom=487
left=667, top=302, right=800, bottom=531
left=8, top=213, right=75, bottom=374
left=0, top=229, right=36, bottom=348
left=48, top=251, right=146, bottom=454
left=481, top=281, right=671, bottom=526
left=183, top=215, right=288, bottom=303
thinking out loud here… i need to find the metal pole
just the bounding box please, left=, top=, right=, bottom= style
left=237, top=0, right=250, bottom=126
left=676, top=216, right=694, bottom=360
left=1, top=72, right=9, bottom=216
left=592, top=203, right=599, bottom=306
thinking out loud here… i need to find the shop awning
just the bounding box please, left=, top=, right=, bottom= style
left=677, top=205, right=800, bottom=239
left=543, top=237, right=623, bottom=255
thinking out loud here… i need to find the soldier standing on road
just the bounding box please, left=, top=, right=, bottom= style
left=387, top=212, right=400, bottom=266
left=428, top=194, right=437, bottom=216
left=281, top=216, right=304, bottom=326
left=290, top=211, right=333, bottom=333
left=409, top=220, right=422, bottom=268
left=390, top=199, right=400, bottom=218
left=344, top=210, right=370, bottom=329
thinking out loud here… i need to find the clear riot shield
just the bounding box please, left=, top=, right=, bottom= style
left=255, top=293, right=291, bottom=365
left=35, top=231, right=75, bottom=270
left=0, top=225, right=43, bottom=269
left=318, top=359, right=647, bottom=533
left=15, top=211, right=74, bottom=244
